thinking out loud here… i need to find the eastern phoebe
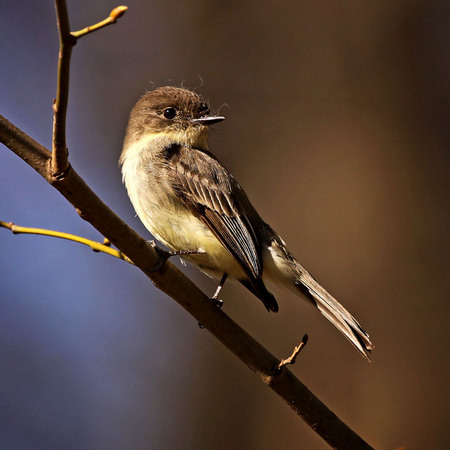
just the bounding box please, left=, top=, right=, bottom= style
left=120, top=86, right=373, bottom=360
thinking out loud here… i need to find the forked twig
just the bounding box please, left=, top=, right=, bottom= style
left=51, top=2, right=128, bottom=178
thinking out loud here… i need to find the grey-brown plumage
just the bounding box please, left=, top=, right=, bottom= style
left=120, top=86, right=374, bottom=360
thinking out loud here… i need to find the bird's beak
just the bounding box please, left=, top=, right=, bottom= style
left=191, top=116, right=225, bottom=126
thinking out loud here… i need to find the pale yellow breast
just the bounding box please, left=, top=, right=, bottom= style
left=121, top=136, right=245, bottom=280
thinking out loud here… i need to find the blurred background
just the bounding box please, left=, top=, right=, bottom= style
left=1, top=1, right=449, bottom=449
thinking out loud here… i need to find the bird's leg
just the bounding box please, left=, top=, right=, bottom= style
left=148, top=240, right=205, bottom=272
left=211, top=272, right=228, bottom=308
left=198, top=273, right=228, bottom=329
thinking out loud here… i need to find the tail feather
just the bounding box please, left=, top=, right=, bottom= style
left=263, top=230, right=373, bottom=360
left=294, top=272, right=374, bottom=360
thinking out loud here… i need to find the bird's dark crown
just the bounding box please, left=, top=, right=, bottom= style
left=140, top=86, right=210, bottom=117
left=130, top=87, right=210, bottom=128
left=123, top=86, right=215, bottom=151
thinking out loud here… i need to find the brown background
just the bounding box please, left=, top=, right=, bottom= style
left=1, top=1, right=449, bottom=449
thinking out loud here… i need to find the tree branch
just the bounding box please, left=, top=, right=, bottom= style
left=0, top=114, right=372, bottom=450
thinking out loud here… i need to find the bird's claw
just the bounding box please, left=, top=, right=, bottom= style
left=148, top=241, right=205, bottom=272
left=212, top=298, right=223, bottom=309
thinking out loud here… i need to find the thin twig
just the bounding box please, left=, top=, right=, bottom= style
left=278, top=334, right=309, bottom=371
left=52, top=0, right=74, bottom=178
left=71, top=6, right=128, bottom=38
left=0, top=220, right=133, bottom=264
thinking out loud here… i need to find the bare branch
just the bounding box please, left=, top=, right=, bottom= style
left=0, top=220, right=133, bottom=264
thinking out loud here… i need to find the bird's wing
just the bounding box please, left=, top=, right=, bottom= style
left=165, top=144, right=262, bottom=279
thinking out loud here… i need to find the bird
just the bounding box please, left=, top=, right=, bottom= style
left=120, top=86, right=373, bottom=360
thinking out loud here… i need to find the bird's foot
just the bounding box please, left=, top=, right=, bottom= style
left=211, top=297, right=224, bottom=309
left=148, top=240, right=205, bottom=272
left=198, top=273, right=227, bottom=329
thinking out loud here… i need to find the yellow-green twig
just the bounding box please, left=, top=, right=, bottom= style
left=71, top=6, right=128, bottom=38
left=0, top=220, right=133, bottom=264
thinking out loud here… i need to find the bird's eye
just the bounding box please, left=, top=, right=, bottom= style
left=163, top=107, right=177, bottom=119
left=199, top=102, right=210, bottom=115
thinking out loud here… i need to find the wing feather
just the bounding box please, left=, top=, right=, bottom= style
left=166, top=144, right=262, bottom=278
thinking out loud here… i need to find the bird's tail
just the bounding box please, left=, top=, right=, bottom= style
left=264, top=234, right=374, bottom=360
left=293, top=268, right=374, bottom=360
